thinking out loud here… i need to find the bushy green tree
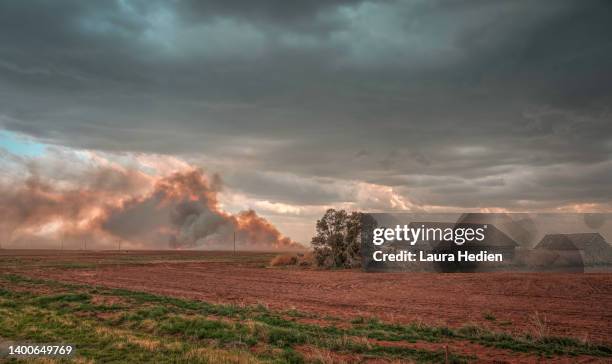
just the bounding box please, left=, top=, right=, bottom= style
left=311, top=209, right=364, bottom=268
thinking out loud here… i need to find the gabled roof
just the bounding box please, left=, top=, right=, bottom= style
left=536, top=233, right=610, bottom=251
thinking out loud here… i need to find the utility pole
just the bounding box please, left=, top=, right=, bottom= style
left=233, top=231, right=236, bottom=255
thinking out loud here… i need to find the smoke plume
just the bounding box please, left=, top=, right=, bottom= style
left=1, top=162, right=302, bottom=251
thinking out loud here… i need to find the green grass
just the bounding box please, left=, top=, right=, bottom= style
left=0, top=273, right=610, bottom=363
left=347, top=317, right=611, bottom=357
left=0, top=274, right=468, bottom=363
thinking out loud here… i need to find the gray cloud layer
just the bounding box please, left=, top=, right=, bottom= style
left=1, top=0, right=611, bottom=217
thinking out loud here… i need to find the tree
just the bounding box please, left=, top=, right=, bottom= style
left=311, top=209, right=365, bottom=268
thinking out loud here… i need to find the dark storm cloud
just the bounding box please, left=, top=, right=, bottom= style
left=174, top=0, right=364, bottom=26
left=223, top=171, right=347, bottom=205
left=1, top=0, right=611, bottom=211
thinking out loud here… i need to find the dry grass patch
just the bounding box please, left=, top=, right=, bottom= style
left=270, top=252, right=315, bottom=267
left=95, top=326, right=161, bottom=351
left=183, top=347, right=261, bottom=363
left=95, top=326, right=122, bottom=337
left=529, top=311, right=550, bottom=339
left=270, top=254, right=298, bottom=267
left=22, top=358, right=59, bottom=364
left=297, top=345, right=361, bottom=364
left=165, top=341, right=183, bottom=351
left=72, top=357, right=96, bottom=364
left=139, top=318, right=157, bottom=331
left=126, top=336, right=161, bottom=351
left=244, top=319, right=270, bottom=341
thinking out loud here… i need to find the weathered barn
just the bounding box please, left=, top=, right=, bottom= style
left=535, top=233, right=612, bottom=266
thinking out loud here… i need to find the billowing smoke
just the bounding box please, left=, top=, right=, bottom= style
left=1, top=165, right=149, bottom=248
left=1, top=160, right=302, bottom=251
left=100, top=169, right=302, bottom=250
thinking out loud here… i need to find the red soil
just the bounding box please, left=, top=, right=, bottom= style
left=20, top=259, right=611, bottom=345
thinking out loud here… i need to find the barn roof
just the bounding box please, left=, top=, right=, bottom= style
left=536, top=233, right=610, bottom=251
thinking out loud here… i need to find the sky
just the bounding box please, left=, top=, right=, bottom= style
left=1, top=0, right=611, bottom=249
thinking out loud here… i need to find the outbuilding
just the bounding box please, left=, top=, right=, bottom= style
left=535, top=233, right=612, bottom=266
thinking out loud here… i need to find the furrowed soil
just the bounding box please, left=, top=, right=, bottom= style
left=4, top=250, right=611, bottom=344
left=2, top=250, right=612, bottom=363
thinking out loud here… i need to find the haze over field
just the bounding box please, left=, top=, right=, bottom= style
left=1, top=0, right=611, bottom=248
